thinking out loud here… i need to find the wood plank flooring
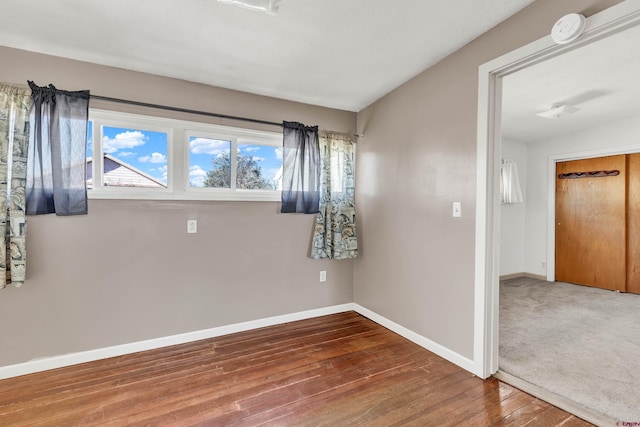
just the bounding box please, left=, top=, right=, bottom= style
left=0, top=312, right=591, bottom=426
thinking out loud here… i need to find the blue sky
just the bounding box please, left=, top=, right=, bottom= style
left=88, top=122, right=282, bottom=187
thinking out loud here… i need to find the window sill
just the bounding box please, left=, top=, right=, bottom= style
left=87, top=190, right=281, bottom=202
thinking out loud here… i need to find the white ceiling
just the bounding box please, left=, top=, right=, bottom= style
left=502, top=23, right=640, bottom=143
left=0, top=0, right=535, bottom=112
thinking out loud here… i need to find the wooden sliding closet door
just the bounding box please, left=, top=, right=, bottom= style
left=555, top=155, right=626, bottom=292
left=627, top=154, right=640, bottom=294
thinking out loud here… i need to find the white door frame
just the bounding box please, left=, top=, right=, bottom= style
left=474, top=0, right=640, bottom=378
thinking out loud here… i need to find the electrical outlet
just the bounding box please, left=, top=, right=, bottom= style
left=319, top=271, right=327, bottom=282
left=540, top=261, right=546, bottom=271
left=187, top=219, right=198, bottom=234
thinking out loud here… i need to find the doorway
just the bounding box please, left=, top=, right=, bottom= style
left=475, top=0, right=640, bottom=420
left=476, top=0, right=640, bottom=377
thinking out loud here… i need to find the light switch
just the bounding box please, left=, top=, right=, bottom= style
left=453, top=202, right=462, bottom=218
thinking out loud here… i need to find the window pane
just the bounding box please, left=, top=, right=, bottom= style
left=86, top=121, right=93, bottom=189
left=101, top=126, right=168, bottom=188
left=189, top=136, right=232, bottom=188
left=87, top=121, right=93, bottom=158
left=237, top=143, right=282, bottom=190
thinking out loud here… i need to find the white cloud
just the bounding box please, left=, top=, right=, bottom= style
left=119, top=151, right=135, bottom=157
left=275, top=147, right=283, bottom=160
left=190, top=165, right=208, bottom=177
left=190, top=138, right=229, bottom=155
left=159, top=165, right=168, bottom=182
left=189, top=165, right=208, bottom=187
left=103, top=131, right=146, bottom=154
left=139, top=152, right=167, bottom=163
left=243, top=146, right=260, bottom=153
left=251, top=156, right=265, bottom=162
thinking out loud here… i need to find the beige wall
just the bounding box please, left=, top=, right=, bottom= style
left=0, top=0, right=627, bottom=370
left=354, top=0, right=623, bottom=359
left=0, top=46, right=356, bottom=366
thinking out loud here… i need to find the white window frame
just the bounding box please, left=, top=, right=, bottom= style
left=88, top=109, right=282, bottom=202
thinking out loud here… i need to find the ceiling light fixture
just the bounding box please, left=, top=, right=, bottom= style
left=217, top=0, right=281, bottom=15
left=536, top=103, right=579, bottom=119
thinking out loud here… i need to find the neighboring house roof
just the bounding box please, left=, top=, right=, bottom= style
left=86, top=154, right=166, bottom=189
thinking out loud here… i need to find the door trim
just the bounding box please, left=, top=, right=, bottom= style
left=474, top=1, right=640, bottom=378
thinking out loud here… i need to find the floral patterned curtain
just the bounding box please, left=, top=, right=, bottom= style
left=0, top=83, right=31, bottom=289
left=311, top=131, right=358, bottom=260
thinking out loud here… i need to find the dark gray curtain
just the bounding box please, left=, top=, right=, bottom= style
left=26, top=82, right=90, bottom=216
left=281, top=121, right=320, bottom=214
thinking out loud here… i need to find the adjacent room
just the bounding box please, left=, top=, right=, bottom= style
left=0, top=0, right=635, bottom=425
left=498, top=21, right=640, bottom=423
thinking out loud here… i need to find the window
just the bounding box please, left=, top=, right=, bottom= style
left=88, top=110, right=282, bottom=201
left=87, top=122, right=168, bottom=190
left=188, top=136, right=283, bottom=191
left=188, top=136, right=232, bottom=188
left=237, top=143, right=283, bottom=190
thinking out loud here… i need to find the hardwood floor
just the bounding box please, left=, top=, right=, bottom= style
left=0, top=312, right=591, bottom=426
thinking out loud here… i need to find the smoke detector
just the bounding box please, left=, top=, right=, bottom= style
left=551, top=13, right=587, bottom=44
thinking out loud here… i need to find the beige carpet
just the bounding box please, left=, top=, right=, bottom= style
left=499, top=277, right=640, bottom=423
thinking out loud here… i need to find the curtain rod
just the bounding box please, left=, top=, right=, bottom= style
left=90, top=94, right=283, bottom=128
left=90, top=94, right=362, bottom=137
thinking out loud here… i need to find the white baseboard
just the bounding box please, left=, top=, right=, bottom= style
left=352, top=304, right=477, bottom=375
left=0, top=303, right=356, bottom=380
left=499, top=272, right=547, bottom=281
left=0, top=302, right=478, bottom=381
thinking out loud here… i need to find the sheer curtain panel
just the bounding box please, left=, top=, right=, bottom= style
left=26, top=81, right=90, bottom=216
left=0, top=83, right=31, bottom=288
left=500, top=158, right=524, bottom=204
left=311, top=131, right=358, bottom=260
left=281, top=121, right=320, bottom=214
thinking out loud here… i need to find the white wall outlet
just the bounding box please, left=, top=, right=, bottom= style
left=187, top=219, right=198, bottom=234
left=452, top=202, right=462, bottom=218
left=319, top=271, right=327, bottom=282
